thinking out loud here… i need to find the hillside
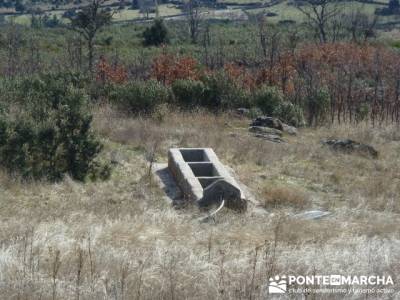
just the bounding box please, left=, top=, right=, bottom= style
left=0, top=0, right=399, bottom=297
left=0, top=107, right=399, bottom=299
left=2, top=0, right=400, bottom=29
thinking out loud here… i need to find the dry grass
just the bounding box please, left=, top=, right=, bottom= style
left=0, top=105, right=399, bottom=299
left=262, top=184, right=310, bottom=210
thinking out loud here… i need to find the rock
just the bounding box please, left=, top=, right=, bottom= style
left=253, top=133, right=284, bottom=143
left=249, top=126, right=283, bottom=136
left=282, top=124, right=297, bottom=135
left=110, top=150, right=126, bottom=165
left=322, top=139, right=378, bottom=158
left=251, top=116, right=298, bottom=135
left=236, top=108, right=250, bottom=116
left=251, top=116, right=283, bottom=130
left=294, top=210, right=331, bottom=220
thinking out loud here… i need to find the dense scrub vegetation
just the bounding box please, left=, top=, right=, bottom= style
left=1, top=0, right=400, bottom=180
left=0, top=74, right=110, bottom=181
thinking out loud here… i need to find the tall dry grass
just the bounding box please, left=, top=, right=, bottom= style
left=0, top=105, right=399, bottom=299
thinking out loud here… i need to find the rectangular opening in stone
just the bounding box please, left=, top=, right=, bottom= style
left=197, top=176, right=223, bottom=188
left=188, top=162, right=219, bottom=177
left=180, top=149, right=209, bottom=162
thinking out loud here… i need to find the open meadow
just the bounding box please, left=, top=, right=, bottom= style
left=0, top=107, right=399, bottom=299
left=0, top=0, right=400, bottom=298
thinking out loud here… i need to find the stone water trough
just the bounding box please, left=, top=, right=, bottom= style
left=168, top=148, right=247, bottom=211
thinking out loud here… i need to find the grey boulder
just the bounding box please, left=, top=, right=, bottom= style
left=250, top=116, right=297, bottom=135
left=321, top=139, right=378, bottom=158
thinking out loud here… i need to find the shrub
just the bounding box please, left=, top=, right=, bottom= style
left=109, top=80, right=171, bottom=114
left=143, top=18, right=169, bottom=46
left=253, top=85, right=284, bottom=115
left=151, top=53, right=201, bottom=85
left=273, top=101, right=305, bottom=127
left=171, top=79, right=206, bottom=109
left=355, top=103, right=370, bottom=122
left=0, top=75, right=109, bottom=182
left=306, top=88, right=330, bottom=126
left=200, top=72, right=251, bottom=109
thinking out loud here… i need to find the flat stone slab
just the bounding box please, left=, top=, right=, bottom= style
left=293, top=210, right=332, bottom=220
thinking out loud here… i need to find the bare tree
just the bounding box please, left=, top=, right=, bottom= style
left=256, top=15, right=281, bottom=83
left=185, top=0, right=201, bottom=44
left=296, top=0, right=342, bottom=43
left=345, top=9, right=378, bottom=43
left=201, top=22, right=212, bottom=67
left=67, top=0, right=113, bottom=74
left=5, top=22, right=23, bottom=77
left=138, top=0, right=155, bottom=19
left=66, top=35, right=84, bottom=72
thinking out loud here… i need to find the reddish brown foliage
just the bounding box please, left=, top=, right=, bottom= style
left=256, top=43, right=400, bottom=124
left=96, top=56, right=128, bottom=84
left=150, top=43, right=400, bottom=124
left=256, top=52, right=296, bottom=95
left=294, top=43, right=400, bottom=124
left=223, top=63, right=256, bottom=90
left=151, top=52, right=201, bottom=84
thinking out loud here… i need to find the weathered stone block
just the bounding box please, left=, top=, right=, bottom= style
left=167, top=148, right=247, bottom=211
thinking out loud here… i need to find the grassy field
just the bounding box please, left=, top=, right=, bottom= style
left=5, top=5, right=183, bottom=25
left=0, top=106, right=399, bottom=299
left=246, top=1, right=386, bottom=23
left=3, top=0, right=398, bottom=26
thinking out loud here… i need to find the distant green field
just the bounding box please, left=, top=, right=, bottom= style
left=245, top=0, right=392, bottom=23
left=5, top=4, right=182, bottom=25
left=6, top=10, right=67, bottom=25
left=114, top=4, right=182, bottom=21
left=3, top=0, right=399, bottom=26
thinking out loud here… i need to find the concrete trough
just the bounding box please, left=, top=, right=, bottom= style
left=168, top=148, right=247, bottom=211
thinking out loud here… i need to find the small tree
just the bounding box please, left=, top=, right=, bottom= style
left=295, top=0, right=342, bottom=43
left=68, top=0, right=113, bottom=74
left=138, top=0, right=155, bottom=18
left=142, top=18, right=169, bottom=46
left=185, top=0, right=201, bottom=43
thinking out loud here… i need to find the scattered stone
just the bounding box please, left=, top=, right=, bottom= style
left=251, top=116, right=298, bottom=135
left=322, top=139, right=378, bottom=158
left=249, top=126, right=283, bottom=136
left=282, top=124, right=297, bottom=135
left=294, top=210, right=331, bottom=220
left=236, top=108, right=250, bottom=116
left=251, top=116, right=283, bottom=130
left=110, top=150, right=126, bottom=165
left=229, top=132, right=238, bottom=138
left=253, top=133, right=284, bottom=143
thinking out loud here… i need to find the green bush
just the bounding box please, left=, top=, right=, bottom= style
left=109, top=80, right=171, bottom=114
left=0, top=75, right=109, bottom=182
left=273, top=101, right=305, bottom=127
left=200, top=72, right=251, bottom=109
left=142, top=18, right=169, bottom=46
left=172, top=79, right=206, bottom=109
left=253, top=85, right=283, bottom=115
left=355, top=102, right=370, bottom=122
left=306, top=88, right=330, bottom=126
